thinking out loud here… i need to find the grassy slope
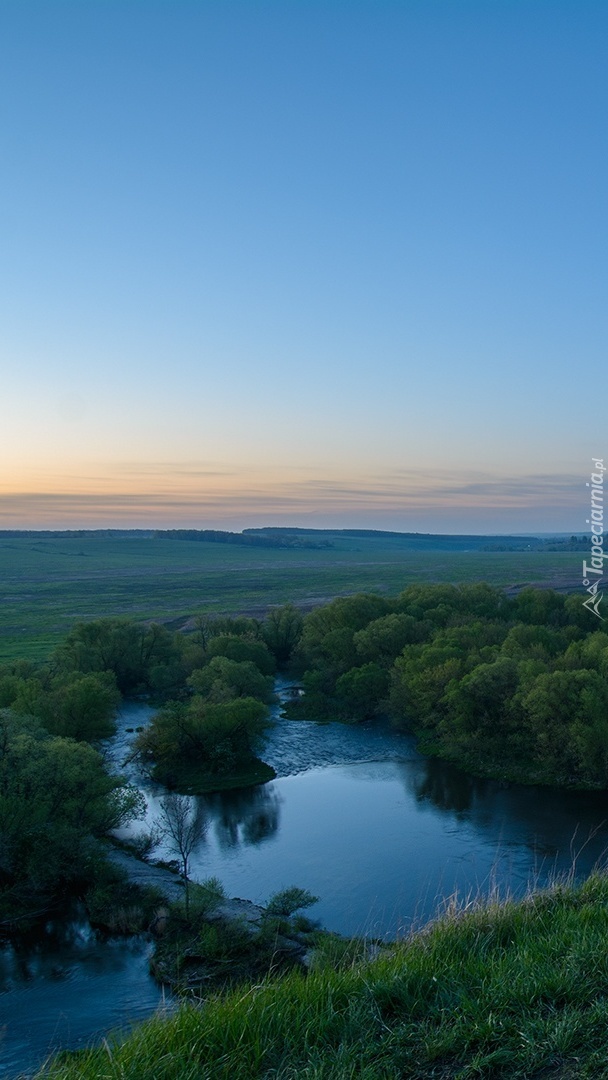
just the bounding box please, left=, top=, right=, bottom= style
left=0, top=534, right=581, bottom=661
left=41, top=873, right=608, bottom=1079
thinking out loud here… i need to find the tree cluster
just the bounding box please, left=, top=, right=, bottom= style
left=0, top=710, right=143, bottom=924
left=0, top=606, right=305, bottom=925
left=53, top=617, right=207, bottom=695
left=290, top=585, right=608, bottom=787
left=0, top=662, right=120, bottom=742
left=135, top=606, right=303, bottom=789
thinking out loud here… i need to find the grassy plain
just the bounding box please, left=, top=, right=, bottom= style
left=0, top=533, right=581, bottom=661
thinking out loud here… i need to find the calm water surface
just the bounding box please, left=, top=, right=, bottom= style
left=3, top=685, right=608, bottom=1076
left=120, top=687, right=608, bottom=937
left=0, top=908, right=170, bottom=1079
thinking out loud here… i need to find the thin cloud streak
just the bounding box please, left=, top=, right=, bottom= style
left=0, top=467, right=586, bottom=529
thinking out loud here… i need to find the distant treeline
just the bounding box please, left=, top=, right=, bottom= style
left=0, top=528, right=589, bottom=553
left=152, top=529, right=329, bottom=549
left=481, top=536, right=589, bottom=552
left=0, top=529, right=154, bottom=539
left=246, top=527, right=539, bottom=541
left=246, top=527, right=589, bottom=552
left=246, top=527, right=443, bottom=537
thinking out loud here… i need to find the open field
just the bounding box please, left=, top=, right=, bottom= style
left=0, top=533, right=582, bottom=661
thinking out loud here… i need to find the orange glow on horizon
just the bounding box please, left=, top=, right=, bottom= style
left=0, top=462, right=584, bottom=530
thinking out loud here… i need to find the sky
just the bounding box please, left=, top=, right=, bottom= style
left=1, top=0, right=605, bottom=533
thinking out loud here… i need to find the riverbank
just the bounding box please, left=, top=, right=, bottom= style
left=107, top=846, right=274, bottom=928
left=411, top=728, right=608, bottom=790
left=106, top=846, right=319, bottom=993
left=38, top=871, right=608, bottom=1079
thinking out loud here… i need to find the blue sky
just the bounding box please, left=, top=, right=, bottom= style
left=1, top=0, right=605, bottom=532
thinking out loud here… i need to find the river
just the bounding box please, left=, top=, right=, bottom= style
left=3, top=683, right=608, bottom=1075
left=0, top=908, right=170, bottom=1079
left=115, top=684, right=608, bottom=936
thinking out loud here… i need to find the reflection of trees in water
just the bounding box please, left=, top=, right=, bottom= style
left=0, top=902, right=131, bottom=987
left=398, top=758, right=490, bottom=815
left=204, top=784, right=281, bottom=849
left=395, top=758, right=608, bottom=873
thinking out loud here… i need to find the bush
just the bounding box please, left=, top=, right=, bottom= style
left=265, top=887, right=319, bottom=918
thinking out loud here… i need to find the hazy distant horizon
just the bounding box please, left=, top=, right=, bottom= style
left=0, top=524, right=585, bottom=539
left=0, top=504, right=585, bottom=537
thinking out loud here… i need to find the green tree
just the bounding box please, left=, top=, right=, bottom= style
left=396, top=583, right=508, bottom=622
left=559, top=631, right=608, bottom=675
left=441, top=658, right=522, bottom=751
left=188, top=657, right=274, bottom=704
left=41, top=672, right=120, bottom=741
left=0, top=670, right=120, bottom=742
left=299, top=594, right=390, bottom=657
left=500, top=624, right=570, bottom=663
left=519, top=669, right=608, bottom=783
left=137, top=696, right=270, bottom=781
left=511, top=588, right=567, bottom=627
left=389, top=644, right=466, bottom=727
left=354, top=613, right=430, bottom=666
left=396, top=583, right=463, bottom=620
left=335, top=663, right=390, bottom=720
left=564, top=593, right=604, bottom=630
left=262, top=604, right=304, bottom=667
left=206, top=635, right=276, bottom=676
left=54, top=618, right=185, bottom=694
left=0, top=710, right=143, bottom=917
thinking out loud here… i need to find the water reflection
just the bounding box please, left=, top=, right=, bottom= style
left=0, top=906, right=170, bottom=1080
left=123, top=783, right=282, bottom=864
left=398, top=756, right=608, bottom=879
left=408, top=758, right=489, bottom=815
left=0, top=909, right=96, bottom=990
left=205, top=784, right=281, bottom=848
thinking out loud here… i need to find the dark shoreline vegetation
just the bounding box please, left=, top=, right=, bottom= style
left=2, top=578, right=607, bottom=1078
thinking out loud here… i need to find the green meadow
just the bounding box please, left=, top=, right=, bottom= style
left=0, top=532, right=581, bottom=661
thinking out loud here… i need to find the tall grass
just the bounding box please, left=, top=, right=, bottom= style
left=40, top=871, right=608, bottom=1079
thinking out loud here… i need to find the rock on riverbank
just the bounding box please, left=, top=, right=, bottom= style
left=107, top=846, right=268, bottom=924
